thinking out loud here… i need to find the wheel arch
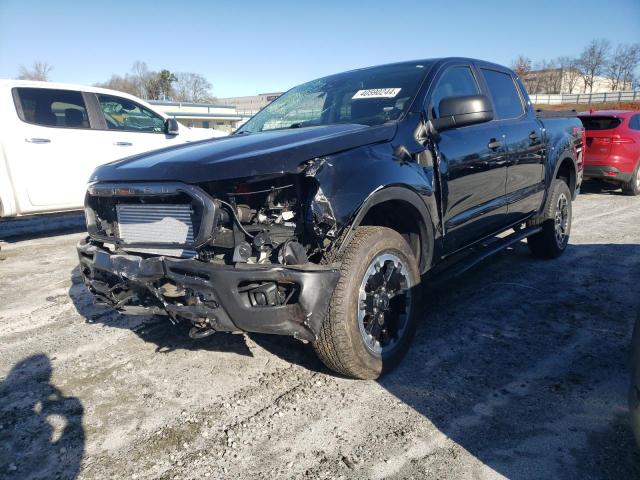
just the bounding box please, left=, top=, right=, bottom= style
left=554, top=156, right=577, bottom=195
left=333, top=186, right=435, bottom=274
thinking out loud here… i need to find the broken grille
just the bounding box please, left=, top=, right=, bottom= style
left=116, top=204, right=197, bottom=258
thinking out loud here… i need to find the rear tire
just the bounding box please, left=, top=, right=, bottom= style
left=313, top=226, right=420, bottom=379
left=621, top=162, right=640, bottom=196
left=527, top=179, right=572, bottom=259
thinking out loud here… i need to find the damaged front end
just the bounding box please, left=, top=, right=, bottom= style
left=78, top=165, right=343, bottom=341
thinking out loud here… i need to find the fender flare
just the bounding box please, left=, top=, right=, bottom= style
left=548, top=148, right=578, bottom=200
left=334, top=185, right=435, bottom=274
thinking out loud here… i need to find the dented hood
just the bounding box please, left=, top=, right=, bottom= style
left=90, top=123, right=397, bottom=184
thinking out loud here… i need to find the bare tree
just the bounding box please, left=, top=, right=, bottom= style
left=539, top=59, right=563, bottom=94
left=557, top=56, right=580, bottom=93
left=173, top=72, right=214, bottom=103
left=17, top=61, right=53, bottom=81
left=606, top=43, right=640, bottom=91
left=523, top=60, right=562, bottom=94
left=94, top=75, right=138, bottom=96
left=511, top=55, right=532, bottom=77
left=130, top=61, right=153, bottom=99
left=99, top=63, right=212, bottom=101
left=577, top=39, right=611, bottom=93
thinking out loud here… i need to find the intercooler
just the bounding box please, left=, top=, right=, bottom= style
left=116, top=204, right=197, bottom=258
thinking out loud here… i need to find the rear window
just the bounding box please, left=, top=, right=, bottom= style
left=481, top=68, right=524, bottom=119
left=14, top=87, right=90, bottom=128
left=579, top=116, right=622, bottom=131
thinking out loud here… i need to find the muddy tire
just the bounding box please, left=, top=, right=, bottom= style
left=621, top=162, right=640, bottom=196
left=313, top=226, right=420, bottom=379
left=527, top=179, right=572, bottom=259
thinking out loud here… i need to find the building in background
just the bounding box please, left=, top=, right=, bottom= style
left=217, top=92, right=283, bottom=117
left=149, top=100, right=243, bottom=133
left=522, top=68, right=632, bottom=95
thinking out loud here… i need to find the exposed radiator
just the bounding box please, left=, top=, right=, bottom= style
left=116, top=204, right=197, bottom=258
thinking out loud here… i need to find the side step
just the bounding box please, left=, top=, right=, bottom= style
left=428, top=225, right=542, bottom=284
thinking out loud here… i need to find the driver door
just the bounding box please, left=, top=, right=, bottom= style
left=428, top=64, right=508, bottom=253
left=87, top=93, right=183, bottom=167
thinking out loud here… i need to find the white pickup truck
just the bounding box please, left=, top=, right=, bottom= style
left=0, top=80, right=227, bottom=218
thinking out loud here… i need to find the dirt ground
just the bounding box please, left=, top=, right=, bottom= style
left=1, top=182, right=639, bottom=480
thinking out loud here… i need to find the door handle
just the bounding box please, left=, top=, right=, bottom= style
left=113, top=141, right=133, bottom=146
left=487, top=139, right=503, bottom=150
left=25, top=137, right=51, bottom=144
left=529, top=132, right=539, bottom=141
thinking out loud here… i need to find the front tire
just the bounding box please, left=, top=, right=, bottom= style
left=313, top=226, right=420, bottom=379
left=527, top=179, right=572, bottom=259
left=621, top=162, right=640, bottom=196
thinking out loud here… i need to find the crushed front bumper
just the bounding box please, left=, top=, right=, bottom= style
left=77, top=239, right=339, bottom=341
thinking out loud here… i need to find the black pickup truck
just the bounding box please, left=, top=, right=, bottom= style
left=78, top=58, right=583, bottom=379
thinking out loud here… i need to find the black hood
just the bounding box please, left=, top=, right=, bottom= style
left=90, top=123, right=397, bottom=184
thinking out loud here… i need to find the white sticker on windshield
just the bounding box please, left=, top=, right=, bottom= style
left=352, top=88, right=401, bottom=100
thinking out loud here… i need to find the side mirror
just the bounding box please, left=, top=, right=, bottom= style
left=431, top=94, right=493, bottom=131
left=165, top=118, right=180, bottom=135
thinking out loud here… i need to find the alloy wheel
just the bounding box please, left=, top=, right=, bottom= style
left=357, top=253, right=412, bottom=355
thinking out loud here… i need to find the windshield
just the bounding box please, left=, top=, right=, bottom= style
left=238, top=62, right=431, bottom=134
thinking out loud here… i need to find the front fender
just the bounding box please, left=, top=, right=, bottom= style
left=310, top=142, right=438, bottom=272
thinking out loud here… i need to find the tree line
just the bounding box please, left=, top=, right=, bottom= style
left=512, top=39, right=640, bottom=95
left=16, top=60, right=216, bottom=103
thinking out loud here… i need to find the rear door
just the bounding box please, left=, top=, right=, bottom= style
left=428, top=63, right=509, bottom=253
left=7, top=87, right=104, bottom=212
left=479, top=67, right=545, bottom=222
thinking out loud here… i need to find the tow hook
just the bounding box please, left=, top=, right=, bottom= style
left=188, top=318, right=217, bottom=339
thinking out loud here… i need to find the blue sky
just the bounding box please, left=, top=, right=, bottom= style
left=0, top=0, right=638, bottom=97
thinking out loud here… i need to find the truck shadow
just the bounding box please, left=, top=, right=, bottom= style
left=376, top=241, right=640, bottom=479
left=0, top=354, right=85, bottom=480
left=66, top=241, right=640, bottom=479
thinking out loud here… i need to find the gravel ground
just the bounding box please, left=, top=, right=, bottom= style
left=1, top=184, right=639, bottom=480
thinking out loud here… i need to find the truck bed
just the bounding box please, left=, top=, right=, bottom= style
left=535, top=109, right=578, bottom=118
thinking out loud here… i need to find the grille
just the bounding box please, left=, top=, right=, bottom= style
left=116, top=204, right=197, bottom=258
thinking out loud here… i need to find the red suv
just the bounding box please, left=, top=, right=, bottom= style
left=578, top=110, right=640, bottom=195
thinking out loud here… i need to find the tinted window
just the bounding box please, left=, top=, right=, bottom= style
left=481, top=69, right=524, bottom=119
left=431, top=67, right=479, bottom=117
left=629, top=115, right=640, bottom=131
left=579, top=116, right=622, bottom=131
left=97, top=94, right=165, bottom=133
left=15, top=88, right=89, bottom=128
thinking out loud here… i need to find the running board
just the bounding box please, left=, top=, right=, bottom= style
left=429, top=225, right=543, bottom=283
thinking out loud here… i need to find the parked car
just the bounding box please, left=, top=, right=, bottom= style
left=77, top=58, right=583, bottom=379
left=578, top=110, right=640, bottom=195
left=0, top=80, right=227, bottom=218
